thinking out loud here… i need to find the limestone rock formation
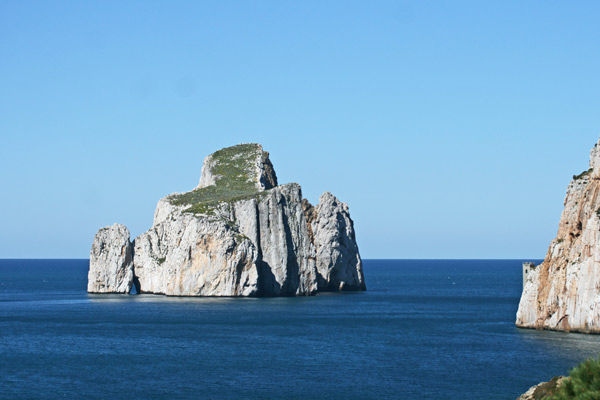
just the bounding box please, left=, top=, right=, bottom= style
left=88, top=143, right=365, bottom=297
left=516, top=377, right=565, bottom=400
left=307, top=192, right=366, bottom=291
left=88, top=224, right=134, bottom=293
left=517, top=138, right=600, bottom=332
left=132, top=210, right=259, bottom=296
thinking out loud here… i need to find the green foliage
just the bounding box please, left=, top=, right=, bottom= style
left=151, top=256, right=166, bottom=265
left=573, top=169, right=593, bottom=180
left=168, top=144, right=266, bottom=215
left=550, top=357, right=600, bottom=399
left=208, top=143, right=262, bottom=191
left=170, top=187, right=269, bottom=215
left=170, top=186, right=258, bottom=215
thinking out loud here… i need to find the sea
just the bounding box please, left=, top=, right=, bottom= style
left=1, top=259, right=600, bottom=400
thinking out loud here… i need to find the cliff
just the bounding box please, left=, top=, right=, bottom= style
left=88, top=143, right=365, bottom=296
left=516, top=138, right=600, bottom=333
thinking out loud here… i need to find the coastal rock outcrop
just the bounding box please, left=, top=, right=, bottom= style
left=89, top=143, right=365, bottom=297
left=516, top=377, right=565, bottom=400
left=88, top=224, right=134, bottom=293
left=517, top=138, right=600, bottom=333
left=308, top=192, right=366, bottom=291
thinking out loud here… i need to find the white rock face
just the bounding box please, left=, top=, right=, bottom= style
left=197, top=155, right=218, bottom=189
left=133, top=211, right=259, bottom=296
left=516, top=137, right=600, bottom=333
left=153, top=197, right=187, bottom=226
left=589, top=141, right=600, bottom=178
left=88, top=224, right=134, bottom=293
left=88, top=143, right=364, bottom=297
left=253, top=184, right=318, bottom=295
left=309, top=192, right=366, bottom=291
left=133, top=183, right=319, bottom=296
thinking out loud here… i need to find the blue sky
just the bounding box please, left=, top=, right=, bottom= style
left=1, top=1, right=599, bottom=258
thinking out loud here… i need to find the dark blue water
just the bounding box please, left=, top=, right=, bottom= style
left=1, top=259, right=599, bottom=399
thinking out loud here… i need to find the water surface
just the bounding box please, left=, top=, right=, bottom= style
left=1, top=259, right=598, bottom=399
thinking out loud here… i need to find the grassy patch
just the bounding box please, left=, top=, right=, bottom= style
left=171, top=187, right=270, bottom=215
left=209, top=143, right=262, bottom=191
left=168, top=143, right=268, bottom=215
left=573, top=168, right=593, bottom=180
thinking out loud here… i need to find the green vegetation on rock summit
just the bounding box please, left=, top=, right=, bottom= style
left=168, top=143, right=267, bottom=215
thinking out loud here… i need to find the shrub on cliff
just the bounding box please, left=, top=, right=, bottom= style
left=551, top=357, right=600, bottom=399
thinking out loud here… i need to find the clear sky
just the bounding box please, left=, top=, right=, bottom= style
left=1, top=1, right=599, bottom=259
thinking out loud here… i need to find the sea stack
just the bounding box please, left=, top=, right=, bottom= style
left=517, top=138, right=600, bottom=333
left=88, top=143, right=366, bottom=297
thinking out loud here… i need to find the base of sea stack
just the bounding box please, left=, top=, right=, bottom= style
left=515, top=324, right=600, bottom=334
left=517, top=257, right=600, bottom=334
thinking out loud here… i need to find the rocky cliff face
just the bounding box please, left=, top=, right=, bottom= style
left=88, top=224, right=134, bottom=294
left=517, top=138, right=600, bottom=333
left=88, top=143, right=365, bottom=296
left=309, top=192, right=365, bottom=291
